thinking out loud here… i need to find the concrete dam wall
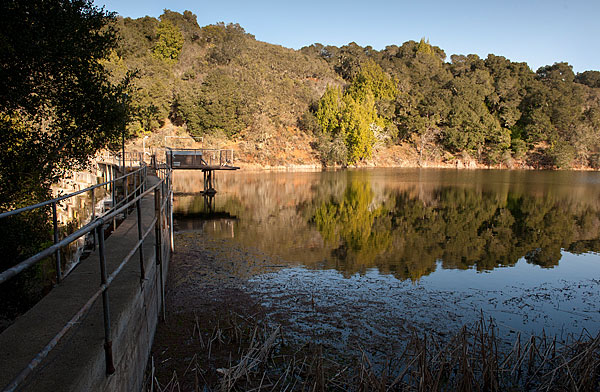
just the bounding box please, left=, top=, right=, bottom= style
left=0, top=174, right=172, bottom=392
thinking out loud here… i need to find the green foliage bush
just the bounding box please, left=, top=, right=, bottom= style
left=510, top=138, right=528, bottom=160
left=550, top=142, right=576, bottom=168
left=313, top=61, right=395, bottom=164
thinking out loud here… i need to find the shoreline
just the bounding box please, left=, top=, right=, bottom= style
left=233, top=159, right=599, bottom=172
left=128, top=126, right=599, bottom=173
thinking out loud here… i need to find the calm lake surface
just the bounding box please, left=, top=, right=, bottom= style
left=172, top=168, right=600, bottom=350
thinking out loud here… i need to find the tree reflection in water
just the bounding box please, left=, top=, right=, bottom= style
left=309, top=178, right=600, bottom=281
left=173, top=169, right=600, bottom=282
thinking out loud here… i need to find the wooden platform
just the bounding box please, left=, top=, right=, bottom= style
left=165, top=148, right=239, bottom=194
left=165, top=148, right=240, bottom=171
left=172, top=164, right=240, bottom=171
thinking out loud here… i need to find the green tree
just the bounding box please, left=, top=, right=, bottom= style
left=313, top=85, right=348, bottom=165
left=444, top=55, right=509, bottom=161
left=176, top=70, right=253, bottom=137
left=347, top=59, right=397, bottom=102
left=341, top=93, right=380, bottom=163
left=575, top=71, right=600, bottom=88
left=160, top=10, right=202, bottom=42
left=315, top=83, right=383, bottom=164
left=332, top=42, right=370, bottom=80
left=153, top=19, right=184, bottom=61
left=115, top=16, right=158, bottom=58
left=379, top=40, right=451, bottom=159
left=517, top=62, right=586, bottom=167
left=201, top=22, right=250, bottom=65
left=0, top=0, right=130, bottom=210
left=316, top=85, right=344, bottom=135
left=313, top=59, right=399, bottom=164
left=484, top=55, right=533, bottom=129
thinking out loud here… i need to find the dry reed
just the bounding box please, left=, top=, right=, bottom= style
left=146, top=315, right=599, bottom=392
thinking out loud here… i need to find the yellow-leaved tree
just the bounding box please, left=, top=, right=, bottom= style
left=315, top=60, right=397, bottom=164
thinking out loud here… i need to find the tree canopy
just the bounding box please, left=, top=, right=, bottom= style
left=0, top=0, right=130, bottom=209
left=302, top=39, right=600, bottom=168
left=0, top=0, right=132, bottom=325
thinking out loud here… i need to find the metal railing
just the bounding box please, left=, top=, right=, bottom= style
left=0, top=164, right=173, bottom=392
left=97, top=151, right=146, bottom=167
left=0, top=165, right=147, bottom=284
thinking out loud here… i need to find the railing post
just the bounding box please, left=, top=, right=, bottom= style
left=51, top=202, right=62, bottom=284
left=134, top=169, right=138, bottom=198
left=91, top=188, right=97, bottom=250
left=136, top=198, right=145, bottom=285
left=96, top=223, right=116, bottom=375
left=111, top=166, right=116, bottom=231
left=154, top=187, right=165, bottom=321
left=170, top=185, right=174, bottom=252
left=123, top=172, right=128, bottom=218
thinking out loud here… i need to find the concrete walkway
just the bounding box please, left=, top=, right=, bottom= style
left=0, top=175, right=170, bottom=392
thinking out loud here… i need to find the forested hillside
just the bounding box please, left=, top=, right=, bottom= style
left=111, top=10, right=600, bottom=169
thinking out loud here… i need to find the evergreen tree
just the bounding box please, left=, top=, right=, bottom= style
left=153, top=19, right=184, bottom=61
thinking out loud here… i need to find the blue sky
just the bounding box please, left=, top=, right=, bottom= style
left=93, top=0, right=599, bottom=73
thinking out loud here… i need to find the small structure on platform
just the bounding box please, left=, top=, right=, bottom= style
left=165, top=147, right=240, bottom=194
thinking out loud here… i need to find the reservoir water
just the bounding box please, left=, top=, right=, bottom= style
left=172, top=168, right=600, bottom=351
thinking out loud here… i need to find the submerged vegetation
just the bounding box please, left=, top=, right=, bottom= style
left=150, top=224, right=600, bottom=391
left=109, top=10, right=600, bottom=169
left=148, top=299, right=600, bottom=391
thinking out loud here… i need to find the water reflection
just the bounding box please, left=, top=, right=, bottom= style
left=173, top=169, right=600, bottom=281
left=314, top=182, right=600, bottom=280
left=174, top=193, right=237, bottom=234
